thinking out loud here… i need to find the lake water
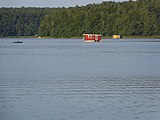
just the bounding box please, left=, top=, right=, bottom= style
left=0, top=38, right=160, bottom=120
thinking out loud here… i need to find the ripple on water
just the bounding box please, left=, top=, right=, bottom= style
left=0, top=76, right=160, bottom=120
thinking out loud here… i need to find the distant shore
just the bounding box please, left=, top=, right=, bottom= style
left=103, top=36, right=160, bottom=39
left=1, top=36, right=160, bottom=39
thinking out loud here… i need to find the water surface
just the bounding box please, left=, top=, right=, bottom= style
left=0, top=38, right=160, bottom=120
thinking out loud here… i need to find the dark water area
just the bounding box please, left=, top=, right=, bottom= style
left=0, top=38, right=160, bottom=120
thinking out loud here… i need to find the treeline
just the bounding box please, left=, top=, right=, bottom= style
left=0, top=7, right=48, bottom=36
left=0, top=0, right=160, bottom=37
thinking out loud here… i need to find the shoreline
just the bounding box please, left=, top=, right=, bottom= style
left=1, top=36, right=160, bottom=39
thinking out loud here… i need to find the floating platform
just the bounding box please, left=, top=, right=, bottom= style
left=83, top=34, right=102, bottom=42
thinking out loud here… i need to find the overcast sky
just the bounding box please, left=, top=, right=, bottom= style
left=0, top=0, right=126, bottom=8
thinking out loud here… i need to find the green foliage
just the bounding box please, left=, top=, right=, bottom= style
left=0, top=0, right=160, bottom=37
left=0, top=7, right=47, bottom=36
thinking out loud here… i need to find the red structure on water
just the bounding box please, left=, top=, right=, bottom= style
left=83, top=34, right=102, bottom=42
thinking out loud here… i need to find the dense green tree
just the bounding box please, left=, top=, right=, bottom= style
left=0, top=7, right=46, bottom=36
left=0, top=0, right=160, bottom=37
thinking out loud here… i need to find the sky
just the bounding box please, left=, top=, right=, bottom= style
left=0, top=0, right=126, bottom=8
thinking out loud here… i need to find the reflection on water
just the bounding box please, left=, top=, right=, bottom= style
left=0, top=38, right=160, bottom=120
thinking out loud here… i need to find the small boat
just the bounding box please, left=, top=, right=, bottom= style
left=38, top=36, right=42, bottom=38
left=12, top=41, right=23, bottom=43
left=112, top=35, right=122, bottom=39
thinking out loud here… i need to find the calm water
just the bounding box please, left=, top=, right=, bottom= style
left=0, top=38, right=160, bottom=120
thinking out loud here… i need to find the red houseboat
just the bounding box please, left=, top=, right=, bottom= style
left=83, top=34, right=102, bottom=42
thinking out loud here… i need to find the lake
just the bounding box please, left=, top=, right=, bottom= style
left=0, top=38, right=160, bottom=120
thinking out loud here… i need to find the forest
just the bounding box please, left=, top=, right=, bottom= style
left=0, top=0, right=160, bottom=37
